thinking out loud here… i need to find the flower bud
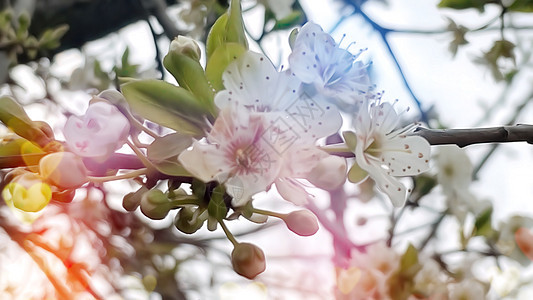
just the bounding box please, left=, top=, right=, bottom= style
left=515, top=227, right=533, bottom=261
left=231, top=243, right=266, bottom=279
left=307, top=155, right=347, bottom=190
left=140, top=189, right=172, bottom=220
left=63, top=100, right=130, bottom=159
left=3, top=172, right=52, bottom=212
left=283, top=210, right=319, bottom=236
left=39, top=152, right=87, bottom=189
left=122, top=186, right=148, bottom=212
left=170, top=36, right=201, bottom=61
left=174, top=206, right=205, bottom=234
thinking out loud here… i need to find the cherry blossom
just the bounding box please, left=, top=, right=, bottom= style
left=336, top=242, right=399, bottom=299
left=288, top=21, right=372, bottom=111
left=64, top=99, right=130, bottom=159
left=196, top=50, right=345, bottom=206
left=178, top=107, right=283, bottom=206
left=215, top=50, right=342, bottom=140
left=347, top=100, right=430, bottom=207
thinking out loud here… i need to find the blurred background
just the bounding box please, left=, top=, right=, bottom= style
left=0, top=0, right=533, bottom=299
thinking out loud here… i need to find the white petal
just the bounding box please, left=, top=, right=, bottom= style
left=280, top=145, right=328, bottom=178
left=371, top=102, right=399, bottom=134
left=275, top=178, right=309, bottom=206
left=178, top=142, right=225, bottom=182
left=216, top=52, right=302, bottom=112
left=283, top=93, right=342, bottom=140
left=288, top=44, right=320, bottom=84
left=381, top=135, right=430, bottom=176
left=307, top=155, right=347, bottom=190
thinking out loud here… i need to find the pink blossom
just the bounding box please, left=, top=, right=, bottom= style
left=64, top=99, right=130, bottom=158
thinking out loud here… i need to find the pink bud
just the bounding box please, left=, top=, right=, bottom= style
left=39, top=152, right=87, bottom=189
left=64, top=100, right=130, bottom=158
left=515, top=227, right=533, bottom=261
left=231, top=243, right=266, bottom=279
left=307, top=155, right=347, bottom=190
left=284, top=210, right=319, bottom=236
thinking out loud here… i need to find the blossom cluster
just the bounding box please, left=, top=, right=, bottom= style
left=7, top=9, right=532, bottom=298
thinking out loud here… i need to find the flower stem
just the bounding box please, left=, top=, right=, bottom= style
left=219, top=219, right=239, bottom=247
left=87, top=168, right=148, bottom=183
left=252, top=208, right=285, bottom=219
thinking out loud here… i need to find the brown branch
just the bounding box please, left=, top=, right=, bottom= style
left=413, top=124, right=533, bottom=148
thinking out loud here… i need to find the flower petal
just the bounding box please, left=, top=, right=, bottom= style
left=215, top=52, right=301, bottom=112
left=275, top=178, right=309, bottom=206
left=381, top=135, right=430, bottom=176
left=178, top=142, right=225, bottom=182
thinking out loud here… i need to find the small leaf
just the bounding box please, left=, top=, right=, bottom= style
left=273, top=11, right=304, bottom=30
left=208, top=185, right=228, bottom=220
left=206, top=13, right=229, bottom=61
left=226, top=0, right=248, bottom=49
left=205, top=43, right=246, bottom=91
left=121, top=80, right=209, bottom=136
left=388, top=244, right=421, bottom=300
left=151, top=159, right=192, bottom=177
left=0, top=96, right=52, bottom=147
left=473, top=206, right=493, bottom=237
left=147, top=132, right=193, bottom=162
left=438, top=0, right=488, bottom=11
left=163, top=51, right=216, bottom=115
left=508, top=0, right=533, bottom=12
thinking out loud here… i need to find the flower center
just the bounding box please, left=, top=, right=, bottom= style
left=236, top=148, right=251, bottom=169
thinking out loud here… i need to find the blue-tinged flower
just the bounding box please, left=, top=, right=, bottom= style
left=289, top=22, right=372, bottom=111
left=216, top=50, right=342, bottom=141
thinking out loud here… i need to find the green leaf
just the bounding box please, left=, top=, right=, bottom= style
left=400, top=244, right=420, bottom=274
left=15, top=12, right=30, bottom=40
left=39, top=25, right=69, bottom=49
left=473, top=206, right=493, bottom=237
left=508, top=0, right=533, bottom=12
left=273, top=11, right=304, bottom=30
left=147, top=132, right=193, bottom=161
left=205, top=43, right=246, bottom=91
left=347, top=163, right=368, bottom=184
left=0, top=96, right=52, bottom=147
left=226, top=0, right=248, bottom=48
left=121, top=80, right=209, bottom=136
left=206, top=13, right=229, bottom=61
left=388, top=244, right=421, bottom=300
left=205, top=0, right=248, bottom=62
left=438, top=0, right=489, bottom=11
left=208, top=185, right=228, bottom=220
left=151, top=159, right=192, bottom=177
left=163, top=52, right=216, bottom=115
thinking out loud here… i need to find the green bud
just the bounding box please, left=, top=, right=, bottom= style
left=140, top=189, right=172, bottom=220
left=163, top=39, right=215, bottom=115
left=174, top=206, right=205, bottom=234
left=123, top=186, right=149, bottom=212
left=231, top=243, right=266, bottom=279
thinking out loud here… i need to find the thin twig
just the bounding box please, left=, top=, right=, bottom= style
left=413, top=124, right=533, bottom=147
